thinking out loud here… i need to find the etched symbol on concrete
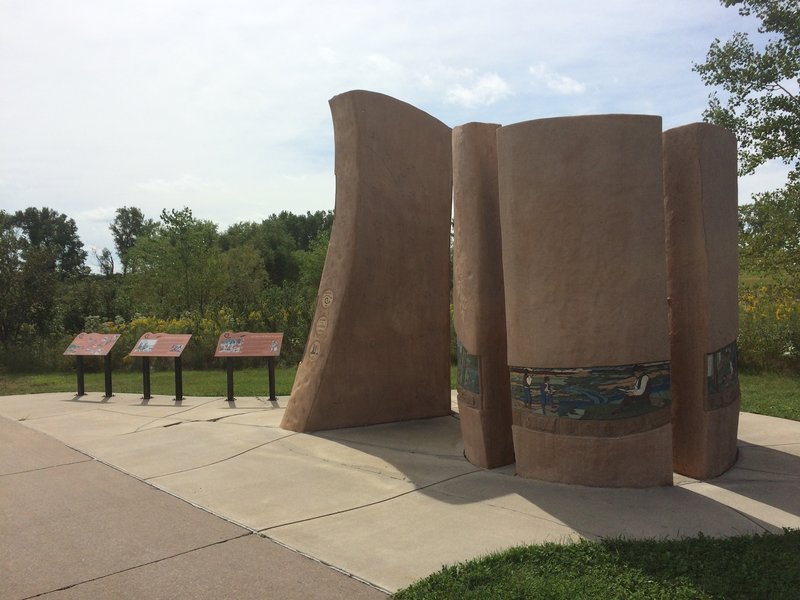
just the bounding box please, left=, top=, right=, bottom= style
left=321, top=290, right=334, bottom=309
left=309, top=340, right=321, bottom=361
left=315, top=316, right=329, bottom=337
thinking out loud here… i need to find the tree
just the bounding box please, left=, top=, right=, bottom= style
left=220, top=245, right=268, bottom=316
left=92, top=247, right=115, bottom=278
left=10, top=207, right=87, bottom=279
left=0, top=211, right=58, bottom=347
left=739, top=181, right=800, bottom=288
left=110, top=206, right=156, bottom=275
left=694, top=0, right=800, bottom=181
left=126, top=207, right=225, bottom=317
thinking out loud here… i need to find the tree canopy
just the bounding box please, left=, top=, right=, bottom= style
left=694, top=0, right=800, bottom=181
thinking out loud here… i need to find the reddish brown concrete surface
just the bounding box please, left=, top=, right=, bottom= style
left=452, top=122, right=515, bottom=468
left=664, top=123, right=740, bottom=479
left=497, top=115, right=673, bottom=487
left=282, top=91, right=453, bottom=432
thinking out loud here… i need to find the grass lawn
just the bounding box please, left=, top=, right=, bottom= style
left=392, top=530, right=800, bottom=600
left=2, top=367, right=797, bottom=421
left=0, top=366, right=298, bottom=398
left=740, top=372, right=800, bottom=421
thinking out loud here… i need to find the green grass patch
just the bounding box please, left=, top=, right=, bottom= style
left=2, top=367, right=797, bottom=423
left=0, top=367, right=297, bottom=398
left=393, top=530, right=800, bottom=600
left=740, top=372, right=800, bottom=421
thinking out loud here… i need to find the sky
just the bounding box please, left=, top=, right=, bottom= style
left=0, top=0, right=792, bottom=266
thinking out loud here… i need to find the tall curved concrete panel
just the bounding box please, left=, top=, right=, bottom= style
left=497, top=115, right=673, bottom=487
left=664, top=123, right=740, bottom=479
left=281, top=90, right=453, bottom=432
left=452, top=122, right=515, bottom=469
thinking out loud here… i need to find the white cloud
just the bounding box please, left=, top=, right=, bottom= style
left=446, top=72, right=511, bottom=108
left=0, top=0, right=777, bottom=254
left=318, top=47, right=338, bottom=64
left=137, top=175, right=223, bottom=195
left=529, top=64, right=586, bottom=95
left=77, top=206, right=117, bottom=224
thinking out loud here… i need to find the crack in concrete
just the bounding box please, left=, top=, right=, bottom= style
left=144, top=433, right=299, bottom=481
left=260, top=468, right=482, bottom=532
left=0, top=457, right=92, bottom=478
left=20, top=533, right=252, bottom=599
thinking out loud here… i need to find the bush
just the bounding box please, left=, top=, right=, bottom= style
left=738, top=285, right=800, bottom=372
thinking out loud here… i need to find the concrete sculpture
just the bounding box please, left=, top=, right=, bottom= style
left=497, top=115, right=674, bottom=487
left=664, top=123, right=740, bottom=479
left=281, top=90, right=453, bottom=432
left=452, top=123, right=515, bottom=468
left=281, top=89, right=741, bottom=488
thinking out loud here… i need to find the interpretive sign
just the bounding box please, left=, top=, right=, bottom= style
left=64, top=332, right=121, bottom=356
left=63, top=333, right=121, bottom=397
left=128, top=332, right=192, bottom=401
left=214, top=332, right=283, bottom=357
left=214, top=332, right=283, bottom=401
left=129, top=333, right=192, bottom=357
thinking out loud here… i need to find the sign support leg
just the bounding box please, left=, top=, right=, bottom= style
left=76, top=356, right=85, bottom=396
left=142, top=357, right=151, bottom=400
left=103, top=354, right=113, bottom=398
left=268, top=357, right=277, bottom=401
left=174, top=357, right=183, bottom=402
left=226, top=357, right=234, bottom=402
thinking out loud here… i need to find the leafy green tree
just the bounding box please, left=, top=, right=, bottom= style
left=110, top=206, right=156, bottom=275
left=0, top=212, right=58, bottom=347
left=276, top=210, right=334, bottom=251
left=220, top=211, right=333, bottom=285
left=694, top=0, right=800, bottom=180
left=740, top=181, right=800, bottom=288
left=10, top=207, right=87, bottom=279
left=126, top=207, right=225, bottom=317
left=220, top=244, right=268, bottom=317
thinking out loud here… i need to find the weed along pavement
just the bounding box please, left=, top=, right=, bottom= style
left=1, top=391, right=799, bottom=597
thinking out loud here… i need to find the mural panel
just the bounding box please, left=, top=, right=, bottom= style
left=510, top=361, right=670, bottom=420
left=705, top=340, right=739, bottom=410
left=456, top=339, right=481, bottom=395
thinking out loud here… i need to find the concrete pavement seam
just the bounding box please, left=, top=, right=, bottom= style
left=259, top=467, right=483, bottom=532
left=19, top=532, right=253, bottom=600
left=0, top=457, right=93, bottom=478
left=142, top=433, right=300, bottom=481
left=252, top=532, right=391, bottom=596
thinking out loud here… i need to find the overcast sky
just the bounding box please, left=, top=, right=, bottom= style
left=0, top=0, right=791, bottom=264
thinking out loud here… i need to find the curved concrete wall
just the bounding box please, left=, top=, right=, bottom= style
left=664, top=123, right=740, bottom=479
left=453, top=122, right=515, bottom=468
left=497, top=115, right=673, bottom=487
left=281, top=90, right=453, bottom=432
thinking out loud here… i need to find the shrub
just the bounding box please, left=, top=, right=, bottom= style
left=738, top=285, right=800, bottom=372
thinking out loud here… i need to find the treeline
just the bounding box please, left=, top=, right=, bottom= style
left=2, top=197, right=798, bottom=375
left=0, top=206, right=333, bottom=372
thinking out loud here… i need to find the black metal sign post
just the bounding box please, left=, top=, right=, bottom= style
left=214, top=332, right=283, bottom=403
left=64, top=333, right=120, bottom=399
left=174, top=356, right=184, bottom=402
left=142, top=357, right=151, bottom=400
left=76, top=356, right=85, bottom=397
left=103, top=354, right=113, bottom=398
left=226, top=357, right=235, bottom=402
left=129, top=333, right=192, bottom=403
left=268, top=357, right=277, bottom=401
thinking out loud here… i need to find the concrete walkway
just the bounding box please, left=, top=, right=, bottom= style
left=2, top=392, right=799, bottom=598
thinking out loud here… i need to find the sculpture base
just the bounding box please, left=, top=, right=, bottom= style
left=512, top=424, right=673, bottom=487
left=673, top=394, right=740, bottom=480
